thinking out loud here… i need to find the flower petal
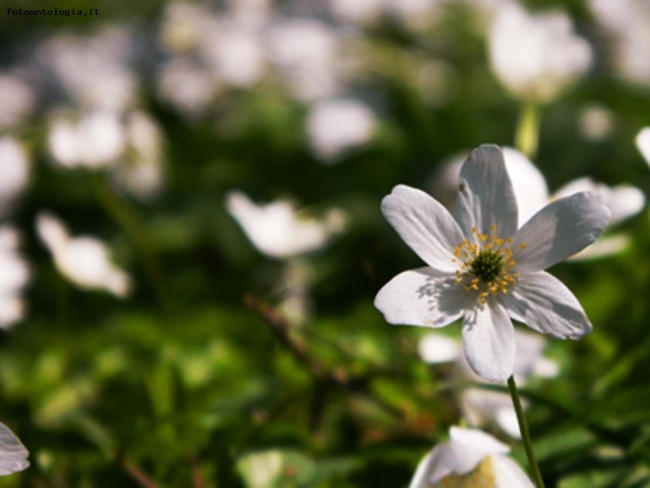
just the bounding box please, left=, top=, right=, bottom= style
left=375, top=268, right=470, bottom=327
left=462, top=302, right=515, bottom=382
left=493, top=455, right=535, bottom=488
left=455, top=145, right=518, bottom=242
left=381, top=185, right=464, bottom=273
left=501, top=271, right=592, bottom=339
left=511, top=191, right=610, bottom=273
left=501, top=147, right=549, bottom=226
left=0, top=423, right=28, bottom=475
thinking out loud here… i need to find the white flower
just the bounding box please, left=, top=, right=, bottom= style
left=0, top=423, right=29, bottom=475
left=488, top=4, right=592, bottom=103
left=409, top=426, right=533, bottom=488
left=431, top=147, right=643, bottom=259
left=266, top=19, right=340, bottom=101
left=226, top=191, right=346, bottom=259
left=48, top=110, right=126, bottom=169
left=590, top=0, right=650, bottom=87
left=307, top=98, right=376, bottom=162
left=419, top=329, right=558, bottom=438
left=0, top=227, right=30, bottom=329
left=0, top=72, right=35, bottom=129
left=636, top=127, right=650, bottom=166
left=36, top=212, right=132, bottom=298
left=375, top=145, right=610, bottom=382
left=0, top=137, right=30, bottom=214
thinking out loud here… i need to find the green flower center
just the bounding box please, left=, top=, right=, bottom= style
left=452, top=225, right=526, bottom=305
left=470, top=250, right=504, bottom=283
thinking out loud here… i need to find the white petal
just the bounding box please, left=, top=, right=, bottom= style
left=374, top=268, right=469, bottom=328
left=502, top=271, right=592, bottom=339
left=418, top=333, right=461, bottom=364
left=553, top=178, right=644, bottom=226
left=569, top=234, right=630, bottom=261
left=0, top=424, right=28, bottom=475
left=512, top=191, right=610, bottom=273
left=493, top=454, right=535, bottom=488
left=381, top=185, right=464, bottom=274
left=635, top=127, right=650, bottom=165
left=606, top=185, right=645, bottom=225
left=462, top=302, right=515, bottom=382
left=455, top=145, right=518, bottom=242
left=501, top=147, right=549, bottom=226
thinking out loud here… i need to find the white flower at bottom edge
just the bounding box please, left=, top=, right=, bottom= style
left=409, top=426, right=533, bottom=488
left=375, top=144, right=610, bottom=382
left=0, top=423, right=29, bottom=475
left=36, top=211, right=133, bottom=298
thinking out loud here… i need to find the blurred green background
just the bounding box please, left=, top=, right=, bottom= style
left=1, top=0, right=650, bottom=486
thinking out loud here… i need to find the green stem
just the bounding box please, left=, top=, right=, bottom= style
left=89, top=173, right=170, bottom=314
left=508, top=375, right=545, bottom=488
left=515, top=102, right=540, bottom=159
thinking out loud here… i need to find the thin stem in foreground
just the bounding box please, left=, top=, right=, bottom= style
left=507, top=375, right=546, bottom=488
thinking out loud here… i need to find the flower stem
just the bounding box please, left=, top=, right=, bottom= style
left=89, top=173, right=170, bottom=314
left=515, top=102, right=540, bottom=159
left=507, top=375, right=546, bottom=488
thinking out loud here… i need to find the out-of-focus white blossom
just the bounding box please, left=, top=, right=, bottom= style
left=111, top=111, right=165, bottom=200
left=160, top=3, right=216, bottom=54
left=226, top=191, right=345, bottom=259
left=36, top=212, right=133, bottom=298
left=266, top=19, right=341, bottom=101
left=0, top=423, right=29, bottom=475
left=329, top=0, right=383, bottom=26
left=158, top=60, right=219, bottom=117
left=0, top=137, right=30, bottom=214
left=580, top=105, right=615, bottom=141
left=38, top=28, right=138, bottom=112
left=430, top=147, right=644, bottom=259
left=488, top=4, right=592, bottom=103
left=409, top=426, right=533, bottom=487
left=636, top=127, right=650, bottom=166
left=307, top=98, right=376, bottom=162
left=0, top=72, right=36, bottom=129
left=199, top=23, right=266, bottom=87
left=48, top=111, right=126, bottom=169
left=419, top=329, right=558, bottom=438
left=0, top=227, right=30, bottom=329
left=590, top=0, right=650, bottom=87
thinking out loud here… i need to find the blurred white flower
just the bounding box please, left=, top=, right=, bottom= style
left=307, top=98, right=376, bottom=162
left=111, top=111, right=165, bottom=200
left=579, top=105, right=614, bottom=141
left=488, top=4, right=592, bottom=103
left=0, top=227, right=30, bottom=329
left=636, top=127, right=650, bottom=165
left=329, top=0, right=383, bottom=26
left=36, top=212, right=132, bottom=298
left=158, top=60, right=219, bottom=117
left=0, top=72, right=36, bottom=129
left=199, top=22, right=266, bottom=88
left=160, top=3, right=216, bottom=54
left=0, top=137, right=30, bottom=214
left=38, top=28, right=138, bottom=112
left=0, top=423, right=29, bottom=475
left=590, top=0, right=650, bottom=87
left=430, top=147, right=644, bottom=258
left=409, top=426, right=533, bottom=488
left=226, top=191, right=345, bottom=259
left=48, top=110, right=126, bottom=169
left=419, top=329, right=558, bottom=438
left=266, top=19, right=341, bottom=101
